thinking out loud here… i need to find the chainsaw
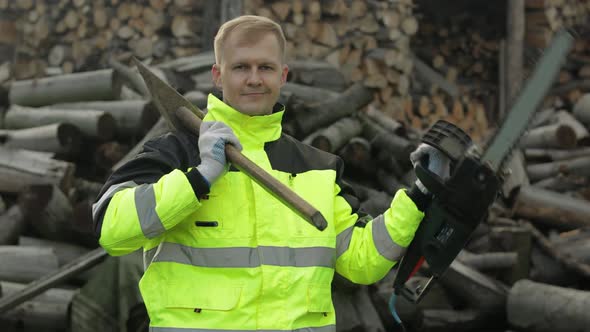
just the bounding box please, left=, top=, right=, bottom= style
left=391, top=29, right=574, bottom=306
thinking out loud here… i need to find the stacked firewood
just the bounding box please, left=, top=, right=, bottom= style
left=2, top=0, right=212, bottom=80
left=243, top=0, right=418, bottom=108
left=526, top=0, right=590, bottom=48
left=1, top=51, right=590, bottom=331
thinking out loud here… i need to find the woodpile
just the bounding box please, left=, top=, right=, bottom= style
left=1, top=0, right=217, bottom=80
left=526, top=0, right=590, bottom=48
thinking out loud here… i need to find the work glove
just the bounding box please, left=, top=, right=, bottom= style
left=410, top=143, right=451, bottom=195
left=196, top=121, right=242, bottom=187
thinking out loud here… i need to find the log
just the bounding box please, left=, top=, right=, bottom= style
left=0, top=246, right=59, bottom=283
left=0, top=205, right=24, bottom=245
left=364, top=105, right=406, bottom=136
left=360, top=115, right=415, bottom=161
left=9, top=69, right=123, bottom=107
left=507, top=279, right=590, bottom=332
left=339, top=137, right=378, bottom=178
left=0, top=123, right=82, bottom=156
left=0, top=282, right=74, bottom=331
left=18, top=184, right=80, bottom=244
left=111, top=117, right=168, bottom=171
left=310, top=117, right=362, bottom=153
left=457, top=250, right=518, bottom=271
left=526, top=155, right=590, bottom=181
left=572, top=93, right=590, bottom=126
left=489, top=226, right=532, bottom=284
left=519, top=123, right=577, bottom=149
left=439, top=260, right=508, bottom=312
left=551, top=110, right=589, bottom=144
left=550, top=229, right=590, bottom=265
left=288, top=60, right=347, bottom=91
left=501, top=149, right=529, bottom=199
left=295, top=83, right=373, bottom=136
left=0, top=147, right=75, bottom=194
left=376, top=168, right=403, bottom=196
left=282, top=82, right=339, bottom=104
left=418, top=309, right=490, bottom=332
left=5, top=105, right=117, bottom=140
left=532, top=174, right=589, bottom=192
left=48, top=100, right=159, bottom=137
left=524, top=147, right=590, bottom=161
left=412, top=53, right=459, bottom=97
left=513, top=186, right=590, bottom=229
left=506, top=0, right=525, bottom=106
left=19, top=237, right=91, bottom=267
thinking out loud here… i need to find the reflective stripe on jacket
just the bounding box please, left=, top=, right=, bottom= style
left=93, top=94, right=425, bottom=331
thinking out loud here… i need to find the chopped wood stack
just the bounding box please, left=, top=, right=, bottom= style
left=3, top=0, right=210, bottom=80
left=526, top=0, right=590, bottom=48
left=243, top=0, right=418, bottom=108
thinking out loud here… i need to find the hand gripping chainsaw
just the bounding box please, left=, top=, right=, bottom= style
left=392, top=29, right=574, bottom=303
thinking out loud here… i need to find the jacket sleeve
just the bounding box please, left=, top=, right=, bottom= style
left=92, top=132, right=210, bottom=256
left=333, top=164, right=425, bottom=285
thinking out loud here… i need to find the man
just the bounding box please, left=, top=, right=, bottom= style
left=92, top=15, right=448, bottom=332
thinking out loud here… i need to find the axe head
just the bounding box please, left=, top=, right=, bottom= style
left=134, top=58, right=205, bottom=132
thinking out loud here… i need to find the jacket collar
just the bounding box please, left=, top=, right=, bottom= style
left=203, top=94, right=284, bottom=148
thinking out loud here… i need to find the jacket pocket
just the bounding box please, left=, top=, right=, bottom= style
left=165, top=284, right=242, bottom=311
left=307, top=284, right=334, bottom=313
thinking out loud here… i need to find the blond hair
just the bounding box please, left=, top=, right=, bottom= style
left=214, top=15, right=287, bottom=64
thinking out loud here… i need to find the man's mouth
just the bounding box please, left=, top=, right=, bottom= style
left=242, top=92, right=267, bottom=96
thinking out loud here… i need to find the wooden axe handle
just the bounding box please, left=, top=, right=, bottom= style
left=175, top=106, right=328, bottom=231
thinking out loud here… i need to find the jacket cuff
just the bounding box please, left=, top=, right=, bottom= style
left=185, top=168, right=211, bottom=199
left=405, top=183, right=432, bottom=212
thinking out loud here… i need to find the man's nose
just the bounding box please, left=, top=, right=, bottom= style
left=246, top=69, right=262, bottom=85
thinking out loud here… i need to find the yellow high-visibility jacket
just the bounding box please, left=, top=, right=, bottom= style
left=93, top=94, right=425, bottom=332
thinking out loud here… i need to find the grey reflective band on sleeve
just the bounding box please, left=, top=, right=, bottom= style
left=371, top=215, right=407, bottom=262
left=335, top=226, right=354, bottom=258
left=149, top=325, right=336, bottom=332
left=134, top=184, right=166, bottom=239
left=147, top=243, right=336, bottom=268
left=92, top=181, right=138, bottom=220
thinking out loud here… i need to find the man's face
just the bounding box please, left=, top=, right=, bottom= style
left=212, top=32, right=289, bottom=116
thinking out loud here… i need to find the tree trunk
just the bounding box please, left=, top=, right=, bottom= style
left=572, top=93, right=590, bottom=126
left=309, top=117, right=362, bottom=153
left=507, top=279, right=590, bottom=332
left=5, top=105, right=117, bottom=141
left=0, top=123, right=81, bottom=156
left=0, top=147, right=75, bottom=194
left=111, top=117, right=168, bottom=172
left=526, top=155, right=590, bottom=181
left=9, top=69, right=122, bottom=107
left=519, top=123, right=577, bottom=149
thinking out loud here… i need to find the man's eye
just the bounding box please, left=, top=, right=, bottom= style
left=261, top=66, right=273, bottom=70
left=234, top=65, right=246, bottom=70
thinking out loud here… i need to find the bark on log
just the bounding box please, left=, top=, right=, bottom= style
left=18, top=237, right=91, bottom=267
left=572, top=93, right=590, bottom=126
left=295, top=83, right=372, bottom=136
left=0, top=205, right=24, bottom=245
left=412, top=54, right=459, bottom=97
left=513, top=186, right=590, bottom=229
left=364, top=105, right=406, bottom=136
left=439, top=260, right=508, bottom=312
left=282, top=82, right=339, bottom=104
left=526, top=155, right=590, bottom=181
left=501, top=149, right=529, bottom=199
left=519, top=123, right=577, bottom=149
left=111, top=117, right=168, bottom=172
left=0, top=281, right=74, bottom=331
left=0, top=147, right=75, bottom=194
left=533, top=174, right=589, bottom=192
left=9, top=69, right=123, bottom=107
left=0, top=123, right=81, bottom=156
left=457, top=250, right=518, bottom=271
left=310, top=117, right=362, bottom=153
left=339, top=137, right=378, bottom=178
left=18, top=184, right=79, bottom=244
left=552, top=110, right=589, bottom=144
left=5, top=105, right=117, bottom=140
left=0, top=246, right=59, bottom=283
left=288, top=60, right=347, bottom=91
left=418, top=309, right=491, bottom=332
left=524, top=147, right=590, bottom=161
left=360, top=115, right=415, bottom=161
left=507, top=279, right=590, bottom=332
left=49, top=100, right=159, bottom=137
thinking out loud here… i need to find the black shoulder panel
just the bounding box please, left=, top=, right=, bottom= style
left=264, top=134, right=342, bottom=174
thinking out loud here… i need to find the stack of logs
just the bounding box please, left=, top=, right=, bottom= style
left=1, top=49, right=590, bottom=331
left=243, top=0, right=418, bottom=116
left=1, top=0, right=212, bottom=80
left=526, top=0, right=590, bottom=48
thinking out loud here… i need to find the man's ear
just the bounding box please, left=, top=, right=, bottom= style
left=211, top=64, right=222, bottom=89
left=280, top=64, right=289, bottom=87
